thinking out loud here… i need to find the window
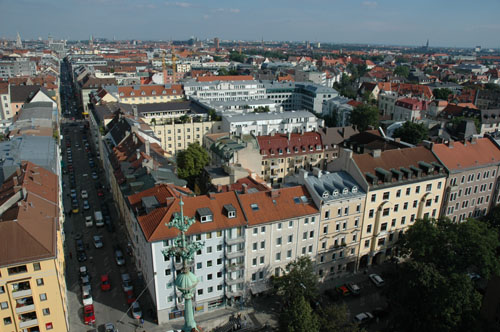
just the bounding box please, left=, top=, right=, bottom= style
left=252, top=273, right=256, bottom=281
left=40, top=293, right=47, bottom=301
left=8, top=265, right=27, bottom=275
left=310, top=231, right=314, bottom=238
left=261, top=226, right=266, bottom=233
left=364, top=240, right=370, bottom=248
left=197, top=289, right=203, bottom=295
left=289, top=220, right=293, bottom=227
left=277, top=223, right=282, bottom=229
left=207, top=274, right=213, bottom=280
left=371, top=194, right=376, bottom=202
left=438, top=182, right=442, bottom=189
left=207, top=260, right=213, bottom=267
left=252, top=242, right=257, bottom=251
left=416, top=186, right=420, bottom=194
left=260, top=241, right=265, bottom=249
left=0, top=302, right=7, bottom=309
left=288, top=235, right=293, bottom=243
left=323, top=225, right=328, bottom=234
left=381, top=223, right=387, bottom=232
left=378, top=238, right=385, bottom=246
left=303, top=232, right=308, bottom=240
left=426, top=184, right=432, bottom=191
left=253, top=228, right=258, bottom=235
left=208, top=286, right=213, bottom=293
left=3, top=317, right=11, bottom=325
left=383, top=192, right=390, bottom=200
left=394, top=204, right=399, bottom=212
left=287, top=250, right=292, bottom=258
left=33, top=262, right=41, bottom=271
left=410, top=214, right=416, bottom=222
left=344, top=207, right=349, bottom=215
left=383, top=208, right=390, bottom=216
left=403, top=202, right=408, bottom=210
left=0, top=286, right=4, bottom=294
left=217, top=244, right=222, bottom=251
left=260, top=256, right=264, bottom=264
left=396, top=189, right=401, bottom=197
left=369, top=209, right=374, bottom=218
left=217, top=258, right=222, bottom=265
left=308, top=245, right=313, bottom=253
left=426, top=199, right=432, bottom=207
left=252, top=258, right=257, bottom=266
left=43, top=308, right=50, bottom=315
left=406, top=188, right=411, bottom=196
left=207, top=247, right=212, bottom=254
left=304, top=217, right=309, bottom=224
left=337, top=208, right=342, bottom=217
left=36, top=278, right=44, bottom=286
left=413, top=200, right=418, bottom=208
left=356, top=204, right=361, bottom=212
left=354, top=218, right=359, bottom=227
left=276, top=252, right=281, bottom=261
left=324, top=210, right=330, bottom=219
left=276, top=237, right=282, bottom=246
left=302, top=247, right=306, bottom=255
left=217, top=231, right=222, bottom=237
left=217, top=284, right=223, bottom=291
left=401, top=216, right=406, bottom=225
left=206, top=232, right=212, bottom=239
left=367, top=225, right=372, bottom=233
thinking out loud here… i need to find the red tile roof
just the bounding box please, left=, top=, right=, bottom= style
left=257, top=132, right=323, bottom=159
left=432, top=138, right=500, bottom=171
left=136, top=192, right=247, bottom=242
left=238, top=186, right=319, bottom=226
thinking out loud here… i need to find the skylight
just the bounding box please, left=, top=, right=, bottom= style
left=250, top=203, right=259, bottom=211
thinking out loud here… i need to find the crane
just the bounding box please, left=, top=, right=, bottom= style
left=171, top=48, right=177, bottom=84
left=162, top=50, right=167, bottom=85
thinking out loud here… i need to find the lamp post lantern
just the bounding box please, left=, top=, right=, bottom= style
left=162, top=197, right=205, bottom=332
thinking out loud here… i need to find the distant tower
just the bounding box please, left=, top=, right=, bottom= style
left=214, top=37, right=219, bottom=49
left=16, top=32, right=22, bottom=48
left=261, top=36, right=264, bottom=48
left=306, top=40, right=310, bottom=49
left=89, top=34, right=94, bottom=48
left=425, top=39, right=429, bottom=50
left=48, top=34, right=53, bottom=45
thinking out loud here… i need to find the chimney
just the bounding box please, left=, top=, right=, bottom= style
left=242, top=183, right=249, bottom=194
left=270, top=189, right=280, bottom=198
left=132, top=104, right=138, bottom=119
left=217, top=184, right=222, bottom=192
left=16, top=167, right=21, bottom=176
left=288, top=131, right=291, bottom=141
left=208, top=192, right=216, bottom=200
left=299, top=169, right=308, bottom=181
left=136, top=149, right=140, bottom=160
left=13, top=176, right=18, bottom=186
left=448, top=140, right=454, bottom=148
left=341, top=127, right=346, bottom=138
left=471, top=137, right=477, bottom=144
left=145, top=140, right=150, bottom=156
left=371, top=149, right=382, bottom=158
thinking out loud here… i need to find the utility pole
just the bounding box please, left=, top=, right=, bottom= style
left=163, top=198, right=205, bottom=332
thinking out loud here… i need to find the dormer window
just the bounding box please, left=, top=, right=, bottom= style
left=270, top=149, right=275, bottom=155
left=302, top=146, right=306, bottom=152
left=120, top=92, right=124, bottom=97
left=322, top=191, right=329, bottom=198
left=332, top=189, right=339, bottom=196
left=173, top=90, right=176, bottom=94
left=152, top=90, right=156, bottom=95
left=352, top=186, right=358, bottom=193
left=342, top=188, right=348, bottom=194
left=141, top=91, right=146, bottom=96
left=162, top=90, right=167, bottom=94
left=131, top=92, right=135, bottom=96
left=197, top=207, right=213, bottom=223
left=224, top=204, right=236, bottom=218
left=250, top=203, right=259, bottom=211
left=294, top=147, right=298, bottom=153
left=279, top=149, right=283, bottom=155
left=309, top=146, right=314, bottom=151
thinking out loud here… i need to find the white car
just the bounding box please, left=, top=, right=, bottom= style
left=131, top=301, right=142, bottom=319
left=115, top=249, right=125, bottom=266
left=82, top=285, right=93, bottom=306
left=369, top=273, right=385, bottom=287
left=81, top=190, right=88, bottom=199
left=93, top=235, right=103, bottom=249
left=83, top=200, right=90, bottom=210
left=353, top=312, right=374, bottom=324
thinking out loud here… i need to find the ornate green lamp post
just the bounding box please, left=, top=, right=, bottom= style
left=163, top=197, right=205, bottom=332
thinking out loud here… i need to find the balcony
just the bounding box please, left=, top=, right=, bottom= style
left=227, top=263, right=244, bottom=272
left=225, top=250, right=244, bottom=260
left=16, top=299, right=35, bottom=314
left=226, top=276, right=244, bottom=286
left=19, top=318, right=38, bottom=328
left=226, top=236, right=245, bottom=246
left=226, top=289, right=244, bottom=297
left=12, top=288, right=32, bottom=298
left=270, top=164, right=279, bottom=170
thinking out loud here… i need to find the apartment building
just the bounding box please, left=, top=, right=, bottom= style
left=184, top=80, right=266, bottom=102
left=238, top=186, right=320, bottom=295
left=431, top=138, right=500, bottom=221
left=115, top=84, right=184, bottom=104
left=257, top=132, right=324, bottom=185
left=0, top=83, right=12, bottom=120
left=0, top=162, right=68, bottom=332
left=127, top=190, right=247, bottom=323
left=221, top=110, right=322, bottom=136
left=329, top=147, right=446, bottom=267
left=298, top=169, right=366, bottom=280
left=151, top=119, right=223, bottom=155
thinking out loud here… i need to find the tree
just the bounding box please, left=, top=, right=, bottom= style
left=176, top=142, right=210, bottom=187
left=279, top=295, right=319, bottom=332
left=229, top=51, right=246, bottom=63
left=350, top=104, right=379, bottom=131
left=387, top=217, right=500, bottom=332
left=392, top=121, right=429, bottom=144
left=318, top=304, right=362, bottom=332
left=272, top=256, right=318, bottom=304
left=433, top=88, right=453, bottom=100
left=394, top=65, right=410, bottom=78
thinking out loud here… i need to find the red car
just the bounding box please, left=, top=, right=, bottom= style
left=101, top=274, right=111, bottom=291
left=125, top=290, right=136, bottom=304
left=83, top=304, right=95, bottom=325
left=97, top=188, right=104, bottom=197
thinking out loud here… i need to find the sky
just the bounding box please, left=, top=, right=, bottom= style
left=1, top=0, right=500, bottom=48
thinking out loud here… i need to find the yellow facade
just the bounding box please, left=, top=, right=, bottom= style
left=357, top=176, right=446, bottom=266
left=151, top=120, right=223, bottom=155
left=0, top=256, right=68, bottom=332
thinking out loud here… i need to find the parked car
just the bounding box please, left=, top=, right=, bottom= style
left=104, top=323, right=118, bottom=332
left=82, top=285, right=93, bottom=306
left=131, top=301, right=142, bottom=319
left=83, top=200, right=90, bottom=210
left=101, top=274, right=111, bottom=291
left=81, top=275, right=91, bottom=289
left=92, top=171, right=98, bottom=180
left=83, top=304, right=95, bottom=325
left=93, top=235, right=103, bottom=249
left=346, top=282, right=361, bottom=295
left=81, top=190, right=89, bottom=199
left=369, top=273, right=385, bottom=287
left=121, top=273, right=133, bottom=292
left=125, top=290, right=136, bottom=304
left=77, top=250, right=87, bottom=262
left=353, top=312, right=374, bottom=324
left=115, top=249, right=125, bottom=266
left=336, top=285, right=351, bottom=296
left=79, top=265, right=88, bottom=278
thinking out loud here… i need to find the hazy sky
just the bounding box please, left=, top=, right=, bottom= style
left=1, top=0, right=500, bottom=48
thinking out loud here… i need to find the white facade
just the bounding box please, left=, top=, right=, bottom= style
left=184, top=80, right=266, bottom=102
left=222, top=110, right=322, bottom=136
left=378, top=91, right=398, bottom=118
left=0, top=89, right=12, bottom=120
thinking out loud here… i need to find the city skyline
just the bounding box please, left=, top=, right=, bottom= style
left=1, top=0, right=500, bottom=48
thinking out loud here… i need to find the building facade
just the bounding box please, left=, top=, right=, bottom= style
left=184, top=80, right=266, bottom=102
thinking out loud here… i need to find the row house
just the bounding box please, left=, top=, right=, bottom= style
left=0, top=162, right=69, bottom=332
left=431, top=137, right=500, bottom=221
left=128, top=190, right=247, bottom=324
left=118, top=84, right=184, bottom=104
left=238, top=186, right=320, bottom=295
left=298, top=169, right=366, bottom=280
left=257, top=132, right=324, bottom=185
left=329, top=147, right=447, bottom=266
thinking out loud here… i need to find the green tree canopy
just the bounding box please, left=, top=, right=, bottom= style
left=433, top=88, right=453, bottom=100
left=176, top=142, right=210, bottom=186
left=392, top=121, right=429, bottom=144
left=394, top=65, right=410, bottom=78
left=229, top=51, right=246, bottom=63
left=350, top=104, right=379, bottom=131
left=318, top=304, right=362, bottom=332
left=279, top=295, right=319, bottom=332
left=272, top=256, right=318, bottom=304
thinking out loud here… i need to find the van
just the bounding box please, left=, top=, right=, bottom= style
left=85, top=216, right=93, bottom=227
left=95, top=211, right=104, bottom=227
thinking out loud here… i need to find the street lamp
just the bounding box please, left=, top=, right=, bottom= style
left=163, top=197, right=205, bottom=332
